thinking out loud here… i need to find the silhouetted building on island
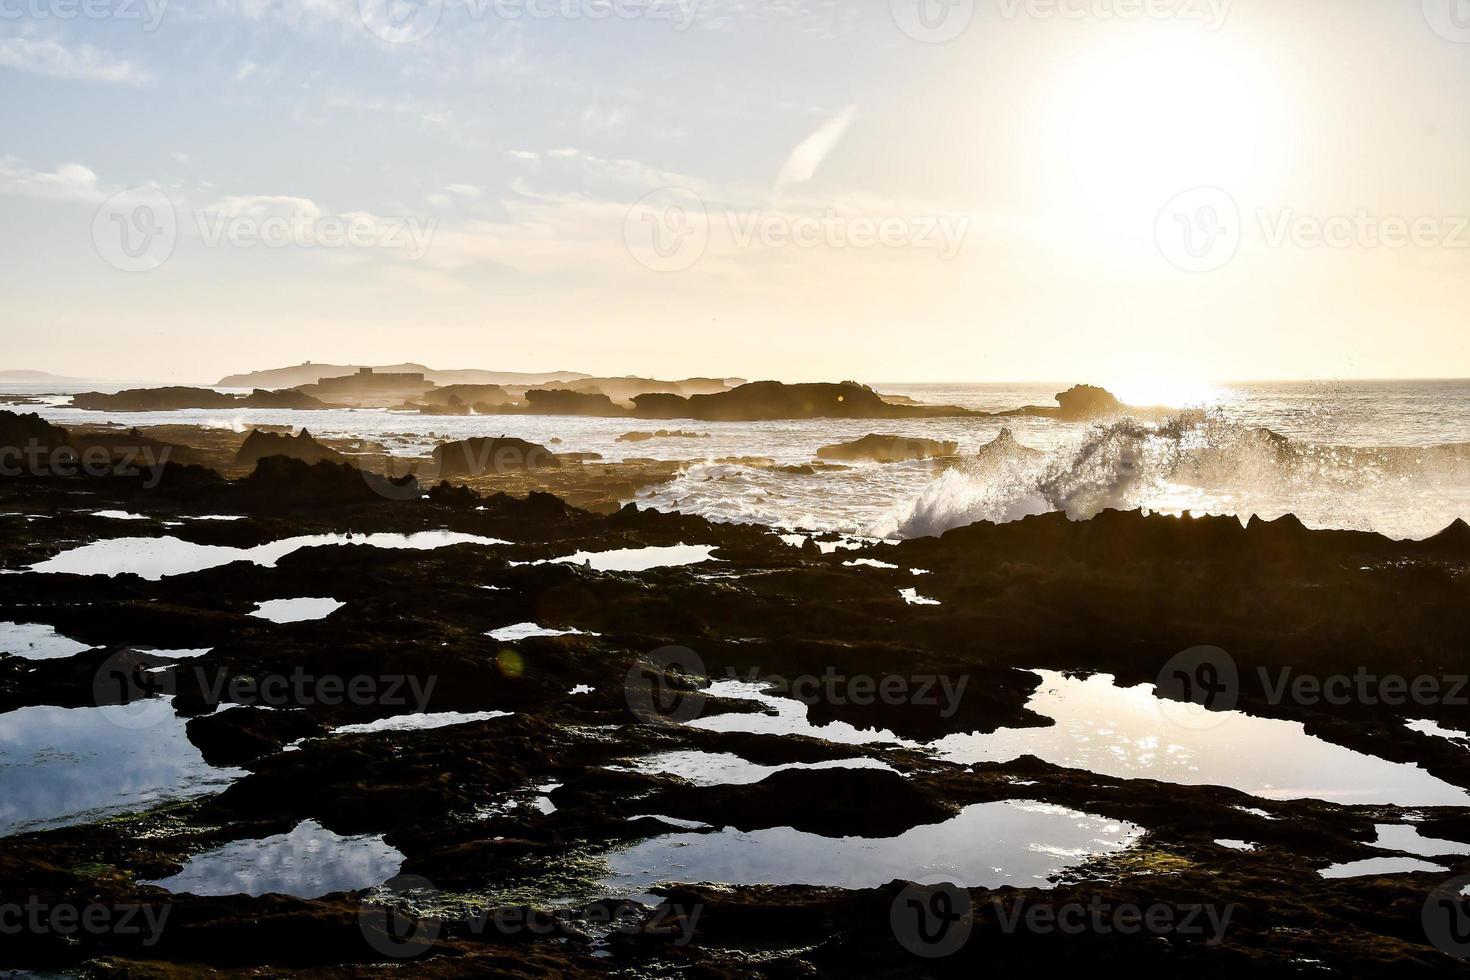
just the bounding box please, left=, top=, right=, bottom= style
left=298, top=367, right=435, bottom=407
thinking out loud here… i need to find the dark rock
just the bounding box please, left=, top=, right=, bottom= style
left=817, top=433, right=959, bottom=462
left=523, top=389, right=625, bottom=416
left=235, top=429, right=345, bottom=466
left=432, top=437, right=561, bottom=477
left=186, top=707, right=330, bottom=765
left=633, top=381, right=975, bottom=421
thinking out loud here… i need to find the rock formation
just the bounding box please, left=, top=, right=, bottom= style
left=816, top=433, right=959, bottom=462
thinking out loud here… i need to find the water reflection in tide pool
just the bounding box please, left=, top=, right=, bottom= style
left=523, top=544, right=717, bottom=573
left=144, top=819, right=403, bottom=898
left=931, top=672, right=1470, bottom=807
left=601, top=801, right=1141, bottom=894
left=0, top=622, right=89, bottom=661
left=617, top=749, right=895, bottom=786
left=0, top=701, right=244, bottom=836
left=26, top=530, right=510, bottom=580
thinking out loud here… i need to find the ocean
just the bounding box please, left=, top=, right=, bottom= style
left=9, top=379, right=1470, bottom=541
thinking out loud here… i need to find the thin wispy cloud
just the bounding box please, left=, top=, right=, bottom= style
left=776, top=105, right=856, bottom=190
left=0, top=37, right=153, bottom=87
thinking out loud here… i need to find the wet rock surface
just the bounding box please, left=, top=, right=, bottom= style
left=1, top=440, right=1469, bottom=976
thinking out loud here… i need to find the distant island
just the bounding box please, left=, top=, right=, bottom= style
left=216, top=362, right=594, bottom=389
left=0, top=369, right=91, bottom=384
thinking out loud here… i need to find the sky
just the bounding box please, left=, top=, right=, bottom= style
left=2, top=0, right=1469, bottom=386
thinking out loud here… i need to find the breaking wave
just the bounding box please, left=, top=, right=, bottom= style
left=884, top=414, right=1470, bottom=540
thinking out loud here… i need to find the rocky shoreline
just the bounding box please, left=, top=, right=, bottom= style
left=1, top=418, right=1468, bottom=976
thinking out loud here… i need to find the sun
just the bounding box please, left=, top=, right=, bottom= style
left=1037, top=26, right=1288, bottom=229
left=1103, top=373, right=1227, bottom=409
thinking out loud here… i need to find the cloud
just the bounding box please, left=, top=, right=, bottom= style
left=445, top=183, right=483, bottom=199
left=0, top=37, right=153, bottom=87
left=580, top=104, right=631, bottom=135
left=775, top=105, right=856, bottom=189
left=0, top=157, right=107, bottom=202
left=203, top=194, right=323, bottom=219
left=232, top=60, right=258, bottom=82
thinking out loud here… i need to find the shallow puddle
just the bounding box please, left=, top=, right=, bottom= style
left=143, top=819, right=404, bottom=898
left=601, top=800, right=1142, bottom=894
left=0, top=700, right=243, bottom=836
left=0, top=622, right=89, bottom=661
left=542, top=544, right=716, bottom=573
left=27, top=530, right=510, bottom=580
left=617, top=749, right=895, bottom=787
left=249, top=598, right=345, bottom=623
left=1319, top=856, right=1447, bottom=879
left=1370, top=823, right=1470, bottom=858
left=690, top=680, right=915, bottom=746
left=331, top=710, right=512, bottom=735
left=930, top=671, right=1470, bottom=807
left=1408, top=719, right=1470, bottom=747
left=488, top=623, right=596, bottom=641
